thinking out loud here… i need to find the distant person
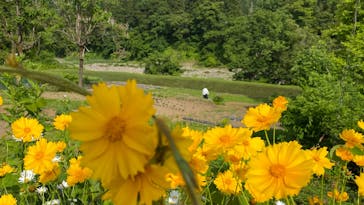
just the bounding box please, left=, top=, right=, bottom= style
left=202, top=88, right=209, bottom=99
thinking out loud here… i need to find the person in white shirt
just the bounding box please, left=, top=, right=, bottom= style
left=202, top=88, right=209, bottom=99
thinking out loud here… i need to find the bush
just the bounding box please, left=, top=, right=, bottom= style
left=144, top=52, right=182, bottom=76
left=281, top=73, right=364, bottom=148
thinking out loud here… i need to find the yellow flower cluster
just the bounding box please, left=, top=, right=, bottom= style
left=66, top=156, right=93, bottom=186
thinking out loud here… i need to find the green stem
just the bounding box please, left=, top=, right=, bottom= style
left=154, top=117, right=201, bottom=205
left=264, top=130, right=271, bottom=146
left=0, top=66, right=91, bottom=96
left=320, top=174, right=324, bottom=202
left=273, top=125, right=276, bottom=144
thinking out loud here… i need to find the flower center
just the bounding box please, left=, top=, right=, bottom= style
left=269, top=164, right=285, bottom=178
left=105, top=116, right=126, bottom=142
left=35, top=152, right=44, bottom=160
left=24, top=127, right=31, bottom=133
left=242, top=139, right=250, bottom=146
left=219, top=135, right=231, bottom=144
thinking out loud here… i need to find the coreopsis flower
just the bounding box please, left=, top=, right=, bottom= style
left=214, top=170, right=242, bottom=195
left=358, top=120, right=364, bottom=130
left=55, top=141, right=66, bottom=152
left=245, top=141, right=314, bottom=203
left=272, top=96, right=288, bottom=112
left=234, top=134, right=265, bottom=160
left=355, top=172, right=364, bottom=196
left=23, top=138, right=58, bottom=174
left=0, top=96, right=3, bottom=106
left=53, top=114, right=72, bottom=131
left=203, top=125, right=251, bottom=157
left=18, top=170, right=35, bottom=183
left=306, top=147, right=334, bottom=176
left=308, top=196, right=323, bottom=205
left=66, top=156, right=93, bottom=186
left=11, top=117, right=44, bottom=142
left=182, top=127, right=203, bottom=153
left=39, top=163, right=60, bottom=184
left=103, top=165, right=169, bottom=205
left=166, top=173, right=185, bottom=189
left=0, top=194, right=17, bottom=205
left=69, top=81, right=158, bottom=183
left=327, top=189, right=349, bottom=202
left=189, top=152, right=208, bottom=174
left=354, top=155, right=364, bottom=166
left=230, top=162, right=248, bottom=181
left=335, top=147, right=353, bottom=161
left=242, top=103, right=281, bottom=132
left=339, top=129, right=364, bottom=148
left=0, top=163, right=14, bottom=177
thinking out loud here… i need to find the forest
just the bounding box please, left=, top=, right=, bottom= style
left=0, top=0, right=362, bottom=85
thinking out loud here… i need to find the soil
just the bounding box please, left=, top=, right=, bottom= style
left=0, top=64, right=249, bottom=137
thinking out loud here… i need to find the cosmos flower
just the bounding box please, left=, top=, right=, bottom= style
left=69, top=81, right=158, bottom=183
left=0, top=96, right=3, bottom=106
left=11, top=117, right=44, bottom=142
left=335, top=147, right=353, bottom=161
left=39, top=163, right=60, bottom=184
left=245, top=141, right=313, bottom=202
left=358, top=120, right=364, bottom=130
left=327, top=189, right=349, bottom=202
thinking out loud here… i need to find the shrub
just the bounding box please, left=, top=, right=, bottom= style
left=144, top=52, right=182, bottom=75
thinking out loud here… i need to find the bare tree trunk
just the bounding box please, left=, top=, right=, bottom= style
left=353, top=0, right=360, bottom=34
left=78, top=45, right=85, bottom=87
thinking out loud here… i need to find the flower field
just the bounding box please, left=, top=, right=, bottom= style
left=1, top=72, right=364, bottom=205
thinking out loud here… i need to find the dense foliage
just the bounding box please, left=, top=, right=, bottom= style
left=1, top=0, right=364, bottom=148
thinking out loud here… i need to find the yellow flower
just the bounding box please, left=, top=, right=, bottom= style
left=327, top=189, right=349, bottom=202
left=245, top=141, right=313, bottom=202
left=214, top=170, right=242, bottom=195
left=69, top=81, right=158, bottom=183
left=0, top=163, right=14, bottom=177
left=273, top=96, right=288, bottom=112
left=182, top=127, right=203, bottom=153
left=335, top=147, right=353, bottom=161
left=166, top=173, right=185, bottom=189
left=242, top=103, right=281, bottom=132
left=39, top=163, right=60, bottom=184
left=0, top=96, right=3, bottom=106
left=339, top=129, right=364, bottom=148
left=355, top=172, right=364, bottom=196
left=53, top=114, right=72, bottom=131
left=103, top=165, right=169, bottom=205
left=354, top=155, right=364, bottom=166
left=0, top=194, right=17, bottom=205
left=230, top=162, right=248, bottom=181
left=306, top=147, right=334, bottom=176
left=23, top=138, right=58, bottom=174
left=203, top=125, right=253, bottom=159
left=234, top=133, right=265, bottom=160
left=66, top=156, right=93, bottom=186
left=308, top=196, right=323, bottom=205
left=11, top=117, right=44, bottom=142
left=358, top=120, right=364, bottom=130
left=55, top=141, right=67, bottom=152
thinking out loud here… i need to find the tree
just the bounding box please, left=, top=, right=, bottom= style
left=0, top=0, right=48, bottom=55
left=53, top=0, right=109, bottom=87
